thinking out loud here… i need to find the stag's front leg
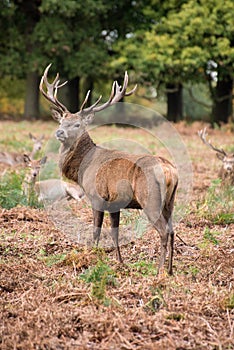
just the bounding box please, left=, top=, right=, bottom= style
left=109, top=211, right=123, bottom=263
left=92, top=209, right=104, bottom=247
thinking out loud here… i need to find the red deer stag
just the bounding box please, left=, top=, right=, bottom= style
left=198, top=128, right=234, bottom=186
left=40, top=64, right=178, bottom=275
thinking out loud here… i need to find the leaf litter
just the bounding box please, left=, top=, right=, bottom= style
left=0, top=121, right=233, bottom=349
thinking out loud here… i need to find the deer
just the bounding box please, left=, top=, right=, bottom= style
left=39, top=64, right=178, bottom=275
left=23, top=154, right=84, bottom=203
left=198, top=127, right=234, bottom=186
left=0, top=133, right=44, bottom=166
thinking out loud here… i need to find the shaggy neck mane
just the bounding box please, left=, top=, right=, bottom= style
left=60, top=131, right=96, bottom=183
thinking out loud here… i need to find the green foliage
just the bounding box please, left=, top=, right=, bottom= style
left=0, top=170, right=27, bottom=209
left=80, top=260, right=116, bottom=301
left=39, top=249, right=66, bottom=267
left=198, top=179, right=234, bottom=224
left=225, top=293, right=234, bottom=310
left=0, top=170, right=42, bottom=209
left=0, top=0, right=233, bottom=123
left=202, top=227, right=220, bottom=246
left=129, top=259, right=157, bottom=277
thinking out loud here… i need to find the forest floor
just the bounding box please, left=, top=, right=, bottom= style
left=0, top=120, right=233, bottom=350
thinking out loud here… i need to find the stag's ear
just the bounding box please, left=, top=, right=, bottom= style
left=51, top=107, right=62, bottom=122
left=23, top=154, right=31, bottom=165
left=83, top=113, right=94, bottom=126
left=216, top=153, right=225, bottom=161
left=40, top=156, right=47, bottom=165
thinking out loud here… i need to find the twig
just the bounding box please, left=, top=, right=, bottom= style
left=176, top=233, right=188, bottom=246
left=52, top=292, right=84, bottom=304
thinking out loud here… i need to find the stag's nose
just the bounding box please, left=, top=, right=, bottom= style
left=56, top=129, right=65, bottom=138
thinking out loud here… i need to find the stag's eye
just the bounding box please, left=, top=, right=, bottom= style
left=74, top=123, right=80, bottom=128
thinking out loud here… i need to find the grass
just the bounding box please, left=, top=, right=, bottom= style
left=202, top=227, right=220, bottom=246
left=198, top=179, right=234, bottom=225
left=39, top=249, right=67, bottom=267
left=129, top=260, right=157, bottom=277
left=0, top=170, right=42, bottom=209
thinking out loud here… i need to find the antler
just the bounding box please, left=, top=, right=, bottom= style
left=40, top=64, right=137, bottom=118
left=198, top=127, right=227, bottom=156
left=79, top=71, right=137, bottom=115
left=39, top=63, right=68, bottom=113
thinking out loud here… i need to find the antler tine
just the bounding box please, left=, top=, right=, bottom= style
left=79, top=91, right=103, bottom=114
left=89, top=81, right=116, bottom=113
left=77, top=71, right=137, bottom=116
left=80, top=90, right=90, bottom=111
left=198, top=127, right=226, bottom=156
left=39, top=64, right=68, bottom=113
left=125, top=83, right=138, bottom=96
left=112, top=71, right=137, bottom=103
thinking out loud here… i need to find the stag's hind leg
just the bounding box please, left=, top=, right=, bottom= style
left=153, top=214, right=170, bottom=276
left=166, top=216, right=174, bottom=275
left=143, top=208, right=169, bottom=275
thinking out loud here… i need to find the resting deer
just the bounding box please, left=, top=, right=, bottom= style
left=198, top=128, right=234, bottom=186
left=23, top=155, right=84, bottom=203
left=0, top=133, right=44, bottom=166
left=40, top=64, right=178, bottom=275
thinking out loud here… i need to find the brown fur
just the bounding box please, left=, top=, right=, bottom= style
left=59, top=131, right=178, bottom=274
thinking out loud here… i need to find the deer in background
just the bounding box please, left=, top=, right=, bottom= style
left=23, top=154, right=84, bottom=203
left=0, top=133, right=44, bottom=166
left=40, top=64, right=178, bottom=276
left=198, top=127, right=234, bottom=186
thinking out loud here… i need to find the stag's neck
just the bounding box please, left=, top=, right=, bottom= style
left=59, top=132, right=96, bottom=183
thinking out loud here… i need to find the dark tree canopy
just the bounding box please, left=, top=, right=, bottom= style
left=0, top=0, right=233, bottom=123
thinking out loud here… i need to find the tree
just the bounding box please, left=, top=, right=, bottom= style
left=0, top=0, right=114, bottom=118
left=111, top=0, right=234, bottom=123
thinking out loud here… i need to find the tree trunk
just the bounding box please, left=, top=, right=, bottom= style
left=59, top=77, right=80, bottom=113
left=166, top=83, right=183, bottom=122
left=212, top=74, right=233, bottom=124
left=24, top=71, right=40, bottom=119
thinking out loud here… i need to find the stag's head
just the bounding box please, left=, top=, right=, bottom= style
left=40, top=64, right=137, bottom=148
left=198, top=127, right=234, bottom=182
left=220, top=153, right=234, bottom=174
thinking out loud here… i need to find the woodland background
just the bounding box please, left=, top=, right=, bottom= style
left=0, top=0, right=233, bottom=125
